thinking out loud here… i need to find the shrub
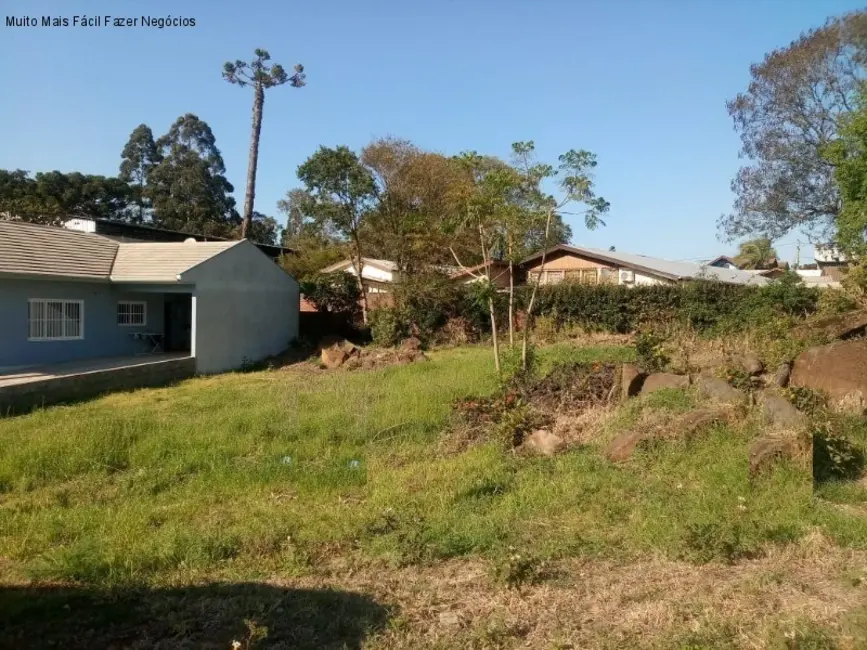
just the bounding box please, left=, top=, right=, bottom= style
left=634, top=330, right=670, bottom=373
left=300, top=272, right=360, bottom=315
left=369, top=308, right=408, bottom=347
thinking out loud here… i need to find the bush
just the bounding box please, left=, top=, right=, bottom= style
left=634, top=330, right=670, bottom=373
left=369, top=308, right=408, bottom=347
left=300, top=272, right=361, bottom=315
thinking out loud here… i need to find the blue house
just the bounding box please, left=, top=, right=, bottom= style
left=0, top=221, right=300, bottom=374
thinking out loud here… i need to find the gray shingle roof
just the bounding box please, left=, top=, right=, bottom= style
left=0, top=220, right=118, bottom=279
left=0, top=221, right=241, bottom=283
left=522, top=245, right=770, bottom=286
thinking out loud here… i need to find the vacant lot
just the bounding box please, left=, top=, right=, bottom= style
left=2, top=344, right=867, bottom=649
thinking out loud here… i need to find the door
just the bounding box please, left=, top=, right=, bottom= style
left=164, top=295, right=192, bottom=352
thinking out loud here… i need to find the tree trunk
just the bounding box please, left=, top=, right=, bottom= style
left=489, top=296, right=501, bottom=373
left=508, top=258, right=515, bottom=349
left=353, top=236, right=369, bottom=325
left=241, top=83, right=264, bottom=239
left=521, top=207, right=554, bottom=370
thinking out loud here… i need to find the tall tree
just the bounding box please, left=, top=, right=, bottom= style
left=119, top=124, right=162, bottom=222
left=720, top=10, right=867, bottom=242
left=297, top=146, right=377, bottom=323
left=734, top=237, right=779, bottom=269
left=0, top=170, right=131, bottom=223
left=147, top=114, right=238, bottom=236
left=223, top=49, right=306, bottom=239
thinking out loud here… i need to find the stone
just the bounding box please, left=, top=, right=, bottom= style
left=320, top=346, right=349, bottom=369
left=604, top=430, right=647, bottom=462
left=523, top=429, right=566, bottom=456
left=343, top=356, right=363, bottom=371
left=749, top=437, right=797, bottom=477
left=791, top=340, right=867, bottom=406
left=736, top=354, right=764, bottom=376
left=401, top=336, right=423, bottom=352
left=667, top=406, right=737, bottom=440
left=796, top=310, right=867, bottom=341
left=836, top=390, right=867, bottom=416
left=773, top=362, right=792, bottom=388
left=640, top=372, right=689, bottom=395
left=695, top=376, right=748, bottom=406
left=760, top=394, right=807, bottom=429
left=438, top=611, right=461, bottom=629
left=621, top=363, right=645, bottom=401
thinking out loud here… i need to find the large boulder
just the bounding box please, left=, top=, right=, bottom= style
left=666, top=406, right=738, bottom=440
left=695, top=376, right=748, bottom=406
left=760, top=394, right=807, bottom=429
left=640, top=373, right=689, bottom=395
left=791, top=340, right=867, bottom=412
left=773, top=362, right=792, bottom=388
left=320, top=340, right=360, bottom=369
left=523, top=429, right=565, bottom=456
left=796, top=310, right=867, bottom=341
left=735, top=354, right=764, bottom=376
left=621, top=363, right=645, bottom=401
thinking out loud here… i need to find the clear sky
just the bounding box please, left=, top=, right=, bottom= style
left=1, top=0, right=863, bottom=263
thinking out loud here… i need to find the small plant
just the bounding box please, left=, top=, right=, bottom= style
left=493, top=546, right=547, bottom=589
left=682, top=520, right=759, bottom=565
left=785, top=386, right=829, bottom=416
left=369, top=308, right=408, bottom=347
left=813, top=423, right=866, bottom=483
left=634, top=330, right=670, bottom=373
left=721, top=365, right=753, bottom=392
left=492, top=400, right=538, bottom=448
left=231, top=618, right=268, bottom=650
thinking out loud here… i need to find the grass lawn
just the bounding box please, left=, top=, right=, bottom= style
left=2, top=343, right=867, bottom=649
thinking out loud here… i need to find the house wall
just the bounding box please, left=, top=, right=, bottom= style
left=633, top=271, right=671, bottom=286
left=341, top=263, right=395, bottom=284
left=185, top=241, right=300, bottom=374
left=0, top=278, right=166, bottom=368
left=524, top=252, right=614, bottom=273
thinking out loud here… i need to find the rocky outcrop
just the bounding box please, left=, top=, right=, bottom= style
left=791, top=340, right=867, bottom=413
left=773, top=362, right=792, bottom=388
left=694, top=376, right=748, bottom=406
left=749, top=437, right=798, bottom=477
left=735, top=354, right=764, bottom=376
left=760, top=394, right=807, bottom=430
left=523, top=429, right=565, bottom=456
left=795, top=310, right=867, bottom=341
left=621, top=363, right=644, bottom=401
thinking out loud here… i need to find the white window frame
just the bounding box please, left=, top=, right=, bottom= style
left=27, top=299, right=85, bottom=341
left=117, top=301, right=147, bottom=327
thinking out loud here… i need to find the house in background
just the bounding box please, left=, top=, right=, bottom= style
left=813, top=244, right=849, bottom=280
left=63, top=217, right=294, bottom=261
left=707, top=255, right=740, bottom=270
left=321, top=258, right=402, bottom=294
left=449, top=261, right=513, bottom=288
left=519, top=245, right=769, bottom=286
left=0, top=221, right=299, bottom=374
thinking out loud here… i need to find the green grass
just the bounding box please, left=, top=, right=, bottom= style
left=0, top=341, right=861, bottom=590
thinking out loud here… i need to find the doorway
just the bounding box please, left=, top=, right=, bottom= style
left=163, top=294, right=193, bottom=353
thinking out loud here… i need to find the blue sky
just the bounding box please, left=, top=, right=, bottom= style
left=1, top=0, right=863, bottom=263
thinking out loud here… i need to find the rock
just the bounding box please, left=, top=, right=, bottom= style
left=523, top=429, right=565, bottom=456
left=604, top=430, right=647, bottom=462
left=791, top=340, right=867, bottom=406
left=667, top=406, right=737, bottom=440
left=760, top=394, right=807, bottom=429
left=401, top=336, right=423, bottom=352
left=320, top=346, right=349, bottom=369
left=796, top=310, right=867, bottom=341
left=736, top=354, right=764, bottom=376
left=749, top=437, right=797, bottom=477
left=344, top=356, right=363, bottom=371
left=438, top=611, right=461, bottom=629
left=640, top=373, right=689, bottom=395
left=695, top=376, right=748, bottom=406
left=773, top=362, right=792, bottom=388
left=621, top=363, right=645, bottom=401
left=836, top=390, right=867, bottom=416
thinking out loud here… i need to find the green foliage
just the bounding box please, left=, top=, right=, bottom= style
left=369, top=308, right=408, bottom=347
left=681, top=520, right=762, bottom=564
left=147, top=114, right=238, bottom=236
left=493, top=546, right=547, bottom=589
left=634, top=330, right=670, bottom=373
left=300, top=272, right=360, bottom=315
left=734, top=237, right=778, bottom=269
left=814, top=421, right=866, bottom=484
left=119, top=124, right=162, bottom=222
left=784, top=386, right=828, bottom=417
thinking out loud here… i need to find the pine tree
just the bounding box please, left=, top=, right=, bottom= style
left=119, top=124, right=161, bottom=222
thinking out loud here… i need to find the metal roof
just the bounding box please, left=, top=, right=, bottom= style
left=322, top=257, right=398, bottom=273
left=521, top=245, right=770, bottom=286
left=0, top=221, right=243, bottom=283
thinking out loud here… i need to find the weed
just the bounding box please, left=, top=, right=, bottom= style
left=635, top=330, right=670, bottom=373
left=786, top=386, right=829, bottom=416
left=492, top=546, right=548, bottom=589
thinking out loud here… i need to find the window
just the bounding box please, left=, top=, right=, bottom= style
left=28, top=299, right=84, bottom=341
left=546, top=270, right=565, bottom=285
left=117, top=301, right=147, bottom=326
left=599, top=268, right=617, bottom=284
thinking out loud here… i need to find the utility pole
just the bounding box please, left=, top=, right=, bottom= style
left=795, top=239, right=801, bottom=270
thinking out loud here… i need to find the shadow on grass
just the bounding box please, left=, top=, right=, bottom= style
left=1, top=582, right=391, bottom=649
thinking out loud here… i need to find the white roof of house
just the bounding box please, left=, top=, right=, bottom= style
left=111, top=241, right=240, bottom=282
left=522, top=245, right=770, bottom=286
left=321, top=257, right=398, bottom=273
left=0, top=220, right=243, bottom=283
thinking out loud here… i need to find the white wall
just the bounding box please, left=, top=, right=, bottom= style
left=184, top=242, right=300, bottom=374
left=630, top=271, right=670, bottom=286
left=343, top=263, right=395, bottom=284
